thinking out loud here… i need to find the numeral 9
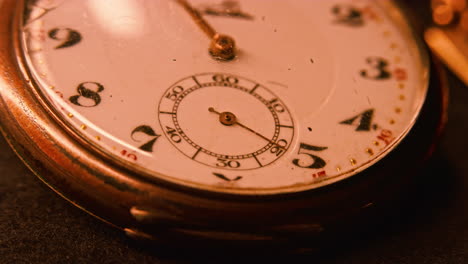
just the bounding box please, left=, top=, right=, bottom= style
left=48, top=28, right=82, bottom=49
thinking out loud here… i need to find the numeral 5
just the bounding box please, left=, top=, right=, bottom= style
left=292, top=143, right=328, bottom=169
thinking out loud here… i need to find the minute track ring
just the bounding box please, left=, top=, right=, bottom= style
left=171, top=81, right=281, bottom=160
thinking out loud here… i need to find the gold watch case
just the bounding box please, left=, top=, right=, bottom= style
left=0, top=0, right=449, bottom=251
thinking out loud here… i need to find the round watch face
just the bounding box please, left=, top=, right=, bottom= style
left=19, top=0, right=428, bottom=194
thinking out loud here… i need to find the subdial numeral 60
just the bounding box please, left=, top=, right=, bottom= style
left=212, top=74, right=238, bottom=84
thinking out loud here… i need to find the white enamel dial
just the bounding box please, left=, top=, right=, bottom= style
left=20, top=0, right=428, bottom=194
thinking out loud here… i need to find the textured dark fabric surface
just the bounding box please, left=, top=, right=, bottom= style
left=2, top=3, right=468, bottom=264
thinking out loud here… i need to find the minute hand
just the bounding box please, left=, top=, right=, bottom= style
left=175, top=0, right=216, bottom=38
left=175, top=0, right=237, bottom=60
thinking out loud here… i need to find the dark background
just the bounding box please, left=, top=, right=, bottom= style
left=1, top=2, right=468, bottom=264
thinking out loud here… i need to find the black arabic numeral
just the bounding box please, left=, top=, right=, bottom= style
left=340, top=109, right=375, bottom=131
left=360, top=57, right=391, bottom=80
left=131, top=125, right=161, bottom=152
left=69, top=82, right=104, bottom=107
left=165, top=126, right=182, bottom=143
left=332, top=4, right=364, bottom=27
left=213, top=173, right=242, bottom=182
left=292, top=143, right=328, bottom=169
left=48, top=28, right=82, bottom=49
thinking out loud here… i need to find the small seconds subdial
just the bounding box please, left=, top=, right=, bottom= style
left=158, top=73, right=294, bottom=170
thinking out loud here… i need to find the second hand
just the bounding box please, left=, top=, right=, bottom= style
left=208, top=107, right=285, bottom=149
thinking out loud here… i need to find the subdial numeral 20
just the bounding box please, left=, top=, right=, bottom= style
left=270, top=139, right=288, bottom=156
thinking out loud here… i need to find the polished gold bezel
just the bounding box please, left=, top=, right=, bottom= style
left=0, top=0, right=448, bottom=248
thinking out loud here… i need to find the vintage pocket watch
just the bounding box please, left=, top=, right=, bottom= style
left=0, top=0, right=448, bottom=250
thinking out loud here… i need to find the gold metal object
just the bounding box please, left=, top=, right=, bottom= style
left=219, top=111, right=236, bottom=126
left=208, top=107, right=278, bottom=146
left=433, top=4, right=455, bottom=25
left=209, top=107, right=237, bottom=126
left=426, top=0, right=468, bottom=85
left=0, top=0, right=449, bottom=251
left=425, top=27, right=468, bottom=85
left=431, top=0, right=467, bottom=12
left=209, top=34, right=236, bottom=61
